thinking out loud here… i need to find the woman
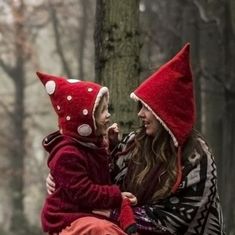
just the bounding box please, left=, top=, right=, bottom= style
left=47, top=43, right=225, bottom=235
left=110, top=43, right=225, bottom=235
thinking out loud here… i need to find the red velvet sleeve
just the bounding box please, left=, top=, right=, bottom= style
left=50, top=146, right=122, bottom=210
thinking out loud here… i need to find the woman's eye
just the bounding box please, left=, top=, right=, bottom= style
left=141, top=106, right=146, bottom=111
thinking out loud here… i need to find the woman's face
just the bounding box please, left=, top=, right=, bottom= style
left=138, top=103, right=160, bottom=137
left=95, top=95, right=110, bottom=136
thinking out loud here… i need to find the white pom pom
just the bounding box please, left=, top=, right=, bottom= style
left=45, top=81, right=56, bottom=95
left=67, top=95, right=72, bottom=101
left=82, top=109, right=88, bottom=115
left=77, top=124, right=92, bottom=136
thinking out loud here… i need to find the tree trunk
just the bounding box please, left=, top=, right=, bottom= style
left=94, top=0, right=140, bottom=133
left=222, top=95, right=235, bottom=232
left=10, top=66, right=27, bottom=235
left=199, top=23, right=224, bottom=164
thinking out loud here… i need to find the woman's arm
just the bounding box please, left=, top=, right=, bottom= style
left=46, top=173, right=55, bottom=195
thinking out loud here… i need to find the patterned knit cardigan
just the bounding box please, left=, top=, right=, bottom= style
left=111, top=132, right=226, bottom=235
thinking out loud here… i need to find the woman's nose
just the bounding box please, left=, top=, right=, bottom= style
left=106, top=112, right=111, bottom=118
left=138, top=108, right=144, bottom=118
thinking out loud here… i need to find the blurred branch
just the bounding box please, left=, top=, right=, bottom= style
left=192, top=0, right=210, bottom=22
left=48, top=0, right=72, bottom=78
left=25, top=5, right=50, bottom=29
left=192, top=0, right=221, bottom=28
left=0, top=58, right=15, bottom=79
left=0, top=101, right=13, bottom=119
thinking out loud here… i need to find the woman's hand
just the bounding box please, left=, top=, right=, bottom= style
left=46, top=173, right=55, bottom=195
left=92, top=209, right=111, bottom=218
left=121, top=192, right=138, bottom=206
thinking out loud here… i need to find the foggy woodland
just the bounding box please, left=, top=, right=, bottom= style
left=0, top=0, right=234, bottom=234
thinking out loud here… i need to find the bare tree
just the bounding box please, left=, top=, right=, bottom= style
left=47, top=0, right=95, bottom=80
left=0, top=1, right=28, bottom=233
left=0, top=0, right=48, bottom=233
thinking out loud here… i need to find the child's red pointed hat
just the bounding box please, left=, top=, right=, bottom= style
left=36, top=72, right=109, bottom=140
left=131, top=43, right=195, bottom=147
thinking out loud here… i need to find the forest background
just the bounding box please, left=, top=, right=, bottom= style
left=0, top=0, right=235, bottom=234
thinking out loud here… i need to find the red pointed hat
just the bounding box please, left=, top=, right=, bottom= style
left=131, top=43, right=195, bottom=147
left=36, top=72, right=109, bottom=140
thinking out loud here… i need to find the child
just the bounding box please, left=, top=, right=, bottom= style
left=36, top=72, right=137, bottom=235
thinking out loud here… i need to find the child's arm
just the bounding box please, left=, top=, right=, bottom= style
left=121, top=192, right=137, bottom=205
left=46, top=174, right=137, bottom=206
left=51, top=146, right=122, bottom=210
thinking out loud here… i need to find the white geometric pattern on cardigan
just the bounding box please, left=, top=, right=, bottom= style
left=112, top=133, right=225, bottom=235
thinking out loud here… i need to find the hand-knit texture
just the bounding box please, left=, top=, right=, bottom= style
left=130, top=43, right=195, bottom=147
left=41, top=131, right=122, bottom=233
left=36, top=71, right=109, bottom=142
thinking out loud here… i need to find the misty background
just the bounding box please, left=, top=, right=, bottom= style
left=0, top=0, right=235, bottom=234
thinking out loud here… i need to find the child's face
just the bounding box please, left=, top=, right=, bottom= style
left=95, top=95, right=110, bottom=136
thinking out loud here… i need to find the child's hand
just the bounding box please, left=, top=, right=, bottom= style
left=46, top=173, right=55, bottom=195
left=121, top=192, right=138, bottom=206
left=107, top=123, right=119, bottom=141
left=107, top=123, right=120, bottom=150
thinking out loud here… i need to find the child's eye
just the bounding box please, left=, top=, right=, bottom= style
left=101, top=106, right=108, bottom=113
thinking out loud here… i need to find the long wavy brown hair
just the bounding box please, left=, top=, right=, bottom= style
left=123, top=125, right=204, bottom=204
